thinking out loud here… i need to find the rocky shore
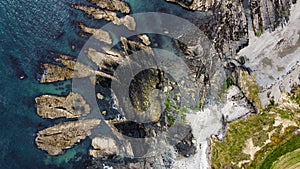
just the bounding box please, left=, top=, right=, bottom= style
left=33, top=0, right=300, bottom=168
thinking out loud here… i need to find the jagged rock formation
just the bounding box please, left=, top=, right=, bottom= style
left=167, top=0, right=296, bottom=56
left=87, top=0, right=130, bottom=13
left=40, top=54, right=114, bottom=83
left=165, top=0, right=221, bottom=11
left=250, top=0, right=296, bottom=35
left=78, top=23, right=112, bottom=44
left=35, top=119, right=101, bottom=155
left=73, top=4, right=136, bottom=31
left=35, top=92, right=91, bottom=119
left=89, top=136, right=119, bottom=158
left=89, top=135, right=134, bottom=158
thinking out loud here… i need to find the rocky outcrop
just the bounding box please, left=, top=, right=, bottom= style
left=73, top=5, right=136, bottom=31
left=89, top=136, right=119, bottom=158
left=78, top=23, right=112, bottom=44
left=89, top=135, right=134, bottom=158
left=35, top=92, right=90, bottom=119
left=165, top=0, right=221, bottom=11
left=250, top=0, right=295, bottom=35
left=35, top=119, right=101, bottom=155
left=167, top=0, right=296, bottom=56
left=87, top=0, right=130, bottom=14
left=40, top=54, right=114, bottom=83
left=120, top=36, right=154, bottom=56
left=221, top=85, right=256, bottom=122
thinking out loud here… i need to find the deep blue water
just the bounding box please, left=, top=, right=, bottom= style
left=0, top=0, right=206, bottom=168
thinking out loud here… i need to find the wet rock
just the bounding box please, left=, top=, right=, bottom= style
left=35, top=119, right=101, bottom=155
left=35, top=92, right=91, bottom=119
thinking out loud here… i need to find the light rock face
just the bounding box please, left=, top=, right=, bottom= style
left=89, top=136, right=119, bottom=158
left=35, top=119, right=101, bottom=155
left=35, top=92, right=90, bottom=119
left=73, top=5, right=136, bottom=31
left=221, top=85, right=256, bottom=122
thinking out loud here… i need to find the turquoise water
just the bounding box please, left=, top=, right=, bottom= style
left=0, top=0, right=206, bottom=168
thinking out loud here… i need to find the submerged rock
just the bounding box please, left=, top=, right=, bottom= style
left=35, top=92, right=91, bottom=119
left=35, top=119, right=101, bottom=155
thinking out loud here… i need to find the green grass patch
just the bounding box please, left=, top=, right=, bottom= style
left=211, top=86, right=300, bottom=168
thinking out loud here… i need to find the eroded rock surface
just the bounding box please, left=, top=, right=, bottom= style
left=35, top=92, right=90, bottom=119
left=35, top=119, right=101, bottom=155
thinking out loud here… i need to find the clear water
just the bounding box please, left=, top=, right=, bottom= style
left=0, top=0, right=206, bottom=168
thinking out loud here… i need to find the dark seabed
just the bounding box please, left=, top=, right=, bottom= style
left=0, top=0, right=207, bottom=168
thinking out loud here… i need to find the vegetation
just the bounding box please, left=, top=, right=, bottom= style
left=211, top=85, right=300, bottom=169
left=164, top=92, right=188, bottom=125
left=224, top=77, right=234, bottom=89
left=256, top=27, right=264, bottom=37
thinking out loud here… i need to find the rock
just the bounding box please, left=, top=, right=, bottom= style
left=86, top=48, right=123, bottom=71
left=138, top=34, right=151, bottom=46
left=120, top=36, right=153, bottom=56
left=165, top=0, right=221, bottom=11
left=35, top=119, right=101, bottom=155
left=237, top=69, right=261, bottom=109
left=87, top=0, right=130, bottom=13
left=250, top=0, right=293, bottom=35
left=97, top=93, right=104, bottom=100
left=40, top=54, right=114, bottom=83
left=221, top=85, right=256, bottom=122
left=73, top=5, right=136, bottom=31
left=78, top=23, right=112, bottom=44
left=35, top=92, right=91, bottom=119
left=89, top=136, right=119, bottom=158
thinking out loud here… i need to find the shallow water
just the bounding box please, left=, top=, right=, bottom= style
left=0, top=0, right=208, bottom=168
